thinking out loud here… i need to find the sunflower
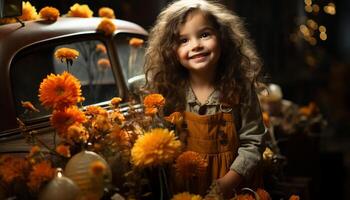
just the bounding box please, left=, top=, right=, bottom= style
left=27, top=161, right=55, bottom=191
left=143, top=94, right=165, bottom=108
left=129, top=38, right=144, bottom=48
left=171, top=192, right=202, bottom=200
left=39, top=71, right=82, bottom=110
left=97, top=18, right=116, bottom=36
left=50, top=106, right=86, bottom=134
left=98, top=7, right=115, bottom=19
left=39, top=6, right=60, bottom=21
left=54, top=47, right=80, bottom=63
left=20, top=1, right=38, bottom=21
left=175, top=151, right=207, bottom=179
left=67, top=3, right=93, bottom=18
left=131, top=128, right=181, bottom=168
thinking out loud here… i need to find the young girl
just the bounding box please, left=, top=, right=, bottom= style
left=144, top=0, right=266, bottom=197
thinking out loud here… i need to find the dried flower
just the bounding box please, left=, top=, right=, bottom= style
left=175, top=151, right=207, bottom=179
left=66, top=123, right=89, bottom=143
left=164, top=112, right=183, bottom=126
left=143, top=94, right=165, bottom=108
left=21, top=101, right=39, bottom=112
left=111, top=97, right=122, bottom=108
left=67, top=3, right=93, bottom=18
left=299, top=102, right=318, bottom=117
left=20, top=1, right=38, bottom=21
left=97, top=18, right=116, bottom=36
left=56, top=144, right=71, bottom=157
left=0, top=155, right=29, bottom=183
left=85, top=105, right=108, bottom=117
left=97, top=58, right=111, bottom=70
left=129, top=38, right=144, bottom=48
left=50, top=106, right=86, bottom=134
left=96, top=44, right=107, bottom=53
left=39, top=6, right=60, bottom=21
left=29, top=145, right=41, bottom=157
left=98, top=7, right=115, bottom=19
left=92, top=114, right=112, bottom=133
left=171, top=192, right=202, bottom=200
left=54, top=47, right=80, bottom=63
left=131, top=128, right=181, bottom=168
left=145, top=107, right=158, bottom=116
left=289, top=195, right=300, bottom=200
left=256, top=188, right=271, bottom=200
left=110, top=111, right=125, bottom=123
left=110, top=126, right=130, bottom=147
left=39, top=72, right=82, bottom=110
left=27, top=161, right=55, bottom=191
left=90, top=161, right=107, bottom=176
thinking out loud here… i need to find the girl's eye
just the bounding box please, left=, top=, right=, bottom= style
left=201, top=32, right=211, bottom=38
left=179, top=38, right=188, bottom=44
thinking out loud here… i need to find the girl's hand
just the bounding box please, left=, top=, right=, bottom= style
left=216, top=170, right=242, bottom=198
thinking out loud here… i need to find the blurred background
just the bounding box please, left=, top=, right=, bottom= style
left=30, top=0, right=350, bottom=199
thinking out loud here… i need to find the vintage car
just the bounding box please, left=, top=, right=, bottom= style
left=0, top=17, right=148, bottom=153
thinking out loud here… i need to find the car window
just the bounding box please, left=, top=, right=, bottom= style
left=10, top=39, right=117, bottom=122
left=114, top=33, right=146, bottom=92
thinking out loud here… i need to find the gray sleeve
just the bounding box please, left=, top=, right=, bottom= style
left=230, top=85, right=267, bottom=178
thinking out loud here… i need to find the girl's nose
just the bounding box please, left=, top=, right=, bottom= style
left=190, top=39, right=203, bottom=51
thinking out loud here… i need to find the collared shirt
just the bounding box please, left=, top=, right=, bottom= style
left=185, top=84, right=266, bottom=178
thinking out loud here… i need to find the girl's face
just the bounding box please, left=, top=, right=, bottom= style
left=176, top=11, right=221, bottom=75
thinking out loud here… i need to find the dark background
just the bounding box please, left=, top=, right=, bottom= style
left=30, top=0, right=350, bottom=199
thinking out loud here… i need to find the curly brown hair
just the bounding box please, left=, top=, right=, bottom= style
left=144, top=0, right=262, bottom=114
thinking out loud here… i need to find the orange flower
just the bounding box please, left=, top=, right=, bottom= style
left=92, top=114, right=112, bottom=133
left=0, top=155, right=29, bottom=183
left=90, top=161, right=107, bottom=176
left=85, top=105, right=108, bottom=117
left=143, top=94, right=165, bottom=108
left=145, top=107, right=158, bottom=116
left=97, top=18, right=116, bottom=36
left=97, top=58, right=111, bottom=70
left=54, top=47, right=80, bottom=62
left=171, top=192, right=202, bottom=200
left=98, top=7, right=115, bottom=19
left=19, top=1, right=38, bottom=21
left=29, top=145, right=41, bottom=157
left=96, top=44, right=107, bottom=53
left=39, top=71, right=82, bottom=110
left=110, top=97, right=122, bottom=108
left=50, top=106, right=86, bottom=133
left=164, top=112, right=183, bottom=126
left=110, top=110, right=125, bottom=123
left=236, top=194, right=255, bottom=200
left=21, top=101, right=39, bottom=112
left=110, top=125, right=130, bottom=147
left=262, top=112, right=270, bottom=128
left=66, top=123, right=89, bottom=143
left=256, top=188, right=271, bottom=200
left=289, top=195, right=300, bottom=200
left=67, top=3, right=93, bottom=18
left=39, top=6, right=60, bottom=21
left=0, top=18, right=16, bottom=24
left=299, top=102, right=318, bottom=117
left=129, top=38, right=144, bottom=48
left=56, top=144, right=71, bottom=157
left=175, top=151, right=207, bottom=179
left=27, top=161, right=55, bottom=191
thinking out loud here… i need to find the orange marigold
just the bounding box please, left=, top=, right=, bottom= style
left=0, top=155, right=29, bottom=183
left=145, top=107, right=158, bottom=116
left=21, top=101, right=39, bottom=112
left=98, top=7, right=115, bottom=19
left=67, top=3, right=93, bottom=18
left=39, top=6, right=60, bottom=21
left=96, top=44, right=107, bottom=53
left=19, top=1, right=38, bottom=21
left=54, top=47, right=80, bottom=62
left=129, top=38, right=144, bottom=48
left=164, top=112, right=183, bottom=126
left=92, top=114, right=112, bottom=133
left=56, top=144, right=71, bottom=157
left=171, top=192, right=202, bottom=200
left=175, top=151, right=207, bottom=179
left=131, top=128, right=181, bottom=168
left=50, top=106, right=86, bottom=133
left=110, top=110, right=125, bottom=123
left=97, top=58, right=111, bottom=70
left=97, top=18, right=116, bottom=36
left=256, top=188, right=271, bottom=200
left=110, top=97, right=122, bottom=108
left=0, top=18, right=16, bottom=24
left=90, top=161, right=107, bottom=176
left=27, top=161, right=55, bottom=191
left=236, top=194, right=255, bottom=200
left=66, top=123, right=89, bottom=143
left=85, top=105, right=108, bottom=117
left=289, top=195, right=300, bottom=200
left=39, top=71, right=82, bottom=110
left=110, top=125, right=130, bottom=147
left=143, top=94, right=165, bottom=108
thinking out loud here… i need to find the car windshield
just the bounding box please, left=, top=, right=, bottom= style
left=10, top=39, right=117, bottom=122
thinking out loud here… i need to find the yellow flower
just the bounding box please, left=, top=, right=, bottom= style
left=39, top=71, right=82, bottom=110
left=39, top=6, right=60, bottom=21
left=171, top=192, right=202, bottom=200
left=110, top=97, right=122, bottom=108
left=54, top=47, right=80, bottom=62
left=27, top=161, right=55, bottom=191
left=19, top=1, right=38, bottom=21
left=96, top=44, right=107, bottom=53
left=131, top=128, right=181, bottom=168
left=50, top=106, right=86, bottom=134
left=56, top=144, right=71, bottom=157
left=21, top=101, right=39, bottom=112
left=67, top=3, right=93, bottom=18
left=97, top=58, right=111, bottom=70
left=129, top=38, right=144, bottom=48
left=97, top=18, right=116, bottom=36
left=90, top=161, right=107, bottom=176
left=175, top=151, right=207, bottom=179
left=0, top=155, right=29, bottom=183
left=143, top=94, right=165, bottom=108
left=98, top=7, right=115, bottom=19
